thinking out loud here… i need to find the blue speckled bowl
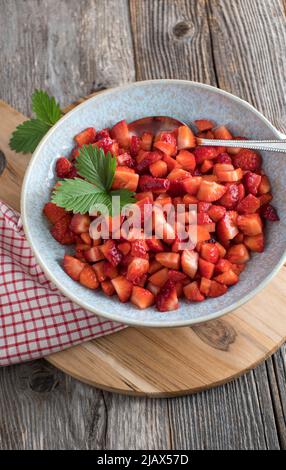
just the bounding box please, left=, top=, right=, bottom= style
left=21, top=80, right=286, bottom=327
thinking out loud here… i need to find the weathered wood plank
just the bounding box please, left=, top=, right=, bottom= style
left=0, top=0, right=135, bottom=115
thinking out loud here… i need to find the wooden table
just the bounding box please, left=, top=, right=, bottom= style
left=0, top=0, right=285, bottom=450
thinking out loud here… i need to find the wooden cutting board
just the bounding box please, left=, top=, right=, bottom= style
left=1, top=96, right=286, bottom=397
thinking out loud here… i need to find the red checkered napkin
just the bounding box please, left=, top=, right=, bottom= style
left=0, top=201, right=125, bottom=366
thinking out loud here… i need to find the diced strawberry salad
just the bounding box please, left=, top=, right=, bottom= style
left=43, top=119, right=279, bottom=312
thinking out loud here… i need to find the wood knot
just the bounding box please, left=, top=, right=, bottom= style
left=29, top=371, right=59, bottom=393
left=192, top=319, right=237, bottom=351
left=0, top=150, right=7, bottom=175
left=173, top=21, right=194, bottom=39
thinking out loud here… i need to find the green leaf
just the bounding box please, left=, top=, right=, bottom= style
left=32, top=89, right=62, bottom=126
left=9, top=119, right=51, bottom=154
left=110, top=189, right=136, bottom=210
left=51, top=178, right=104, bottom=214
left=75, top=145, right=116, bottom=190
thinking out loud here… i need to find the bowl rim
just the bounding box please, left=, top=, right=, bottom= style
left=21, top=79, right=286, bottom=327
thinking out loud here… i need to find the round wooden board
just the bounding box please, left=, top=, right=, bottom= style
left=47, top=267, right=286, bottom=397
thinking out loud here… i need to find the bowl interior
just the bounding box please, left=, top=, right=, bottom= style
left=22, top=80, right=286, bottom=326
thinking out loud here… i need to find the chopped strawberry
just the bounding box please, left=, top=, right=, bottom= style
left=150, top=160, right=168, bottom=178
left=181, top=250, right=198, bottom=279
left=216, top=211, right=238, bottom=244
left=126, top=257, right=149, bottom=283
left=94, top=138, right=119, bottom=156
left=100, top=240, right=122, bottom=266
left=231, top=263, right=246, bottom=275
left=148, top=259, right=162, bottom=275
left=184, top=281, right=205, bottom=301
left=259, top=193, right=273, bottom=206
left=226, top=244, right=250, bottom=264
left=177, top=125, right=196, bottom=149
left=84, top=246, right=105, bottom=263
left=156, top=280, right=179, bottom=311
left=101, top=280, right=115, bottom=296
left=146, top=237, right=165, bottom=252
left=63, top=255, right=85, bottom=281
left=148, top=267, right=169, bottom=287
left=80, top=232, right=92, bottom=245
left=214, top=270, right=238, bottom=286
left=95, top=128, right=110, bottom=141
left=51, top=215, right=73, bottom=244
left=194, top=146, right=218, bottom=164
left=237, top=214, right=263, bottom=236
left=147, top=282, right=160, bottom=296
left=244, top=233, right=264, bottom=253
left=215, top=153, right=232, bottom=164
left=233, top=232, right=244, bottom=244
left=112, top=168, right=139, bottom=192
left=131, top=286, right=155, bottom=309
left=260, top=203, right=279, bottom=221
left=194, top=119, right=214, bottom=132
left=200, top=160, right=214, bottom=174
left=130, top=135, right=141, bottom=157
left=233, top=149, right=262, bottom=172
left=79, top=265, right=99, bottom=289
left=154, top=132, right=177, bottom=156
left=168, top=270, right=187, bottom=282
left=136, top=150, right=163, bottom=173
left=198, top=257, right=215, bottom=279
left=117, top=152, right=135, bottom=168
left=118, top=242, right=131, bottom=256
left=214, top=258, right=233, bottom=274
left=103, top=261, right=119, bottom=279
left=237, top=194, right=260, bottom=214
left=155, top=252, right=180, bottom=270
left=243, top=172, right=262, bottom=195
left=182, top=176, right=202, bottom=195
left=208, top=280, right=228, bottom=298
left=111, top=275, right=133, bottom=302
left=92, top=261, right=106, bottom=282
left=176, top=150, right=196, bottom=172
left=110, top=120, right=130, bottom=149
left=163, top=155, right=182, bottom=171
left=197, top=212, right=213, bottom=225
left=197, top=180, right=227, bottom=202
left=215, top=241, right=227, bottom=258
left=141, top=132, right=153, bottom=151
left=70, top=213, right=91, bottom=234
left=207, top=205, right=226, bottom=222
left=218, top=183, right=239, bottom=209
left=56, top=157, right=73, bottom=178
left=131, top=239, right=148, bottom=258
left=213, top=125, right=232, bottom=140
left=200, top=242, right=219, bottom=264
left=139, top=175, right=170, bottom=193
left=258, top=175, right=271, bottom=195
left=200, top=277, right=212, bottom=296
left=215, top=168, right=243, bottom=183
left=70, top=146, right=80, bottom=160
left=43, top=202, right=67, bottom=224
left=74, top=127, right=96, bottom=146
left=167, top=179, right=186, bottom=197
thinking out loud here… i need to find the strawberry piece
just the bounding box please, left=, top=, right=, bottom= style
left=200, top=242, right=219, bottom=264
left=216, top=211, right=239, bottom=244
left=214, top=270, right=238, bottom=286
left=136, top=150, right=162, bottom=172
left=116, top=152, right=135, bottom=168
left=198, top=258, right=215, bottom=279
left=156, top=280, right=179, bottom=312
left=233, top=232, right=244, bottom=244
left=218, top=183, right=239, bottom=209
left=226, top=244, right=250, bottom=264
left=80, top=232, right=92, bottom=245
left=181, top=250, right=198, bottom=278
left=259, top=193, right=273, bottom=206
left=260, top=203, right=279, bottom=221
left=148, top=259, right=162, bottom=274
left=168, top=270, right=188, bottom=282
left=154, top=132, right=177, bottom=156
left=163, top=154, right=182, bottom=171
left=148, top=268, right=169, bottom=287
left=237, top=194, right=260, bottom=214
left=43, top=202, right=66, bottom=224
left=141, top=132, right=153, bottom=151
left=126, top=257, right=149, bottom=283
left=176, top=150, right=196, bottom=172
left=92, top=261, right=106, bottom=282
left=155, top=252, right=180, bottom=270
left=214, top=163, right=234, bottom=173
left=195, top=225, right=211, bottom=243
left=112, top=168, right=139, bottom=192
left=110, top=120, right=130, bottom=149
left=84, top=246, right=105, bottom=263
left=139, top=175, right=170, bottom=193
left=197, top=213, right=213, bottom=225
left=194, top=119, right=214, bottom=132
left=147, top=282, right=160, bottom=296
left=56, top=157, right=73, bottom=178
left=182, top=176, right=202, bottom=195
left=167, top=168, right=191, bottom=181
left=207, top=205, right=226, bottom=222
left=233, top=149, right=262, bottom=172
left=215, top=241, right=227, bottom=258
left=131, top=286, right=155, bottom=309
left=70, top=146, right=80, bottom=160
left=243, top=172, right=262, bottom=195
left=197, top=180, right=227, bottom=202
left=258, top=175, right=271, bottom=195
left=103, top=261, right=119, bottom=279
left=94, top=138, right=119, bottom=156
left=130, top=135, right=141, bottom=157
left=51, top=215, right=72, bottom=244
left=194, top=146, right=218, bottom=164
left=200, top=277, right=212, bottom=296
left=70, top=213, right=91, bottom=234
left=237, top=214, right=263, bottom=236
left=150, top=160, right=168, bottom=177
left=146, top=237, right=165, bottom=252
left=74, top=127, right=96, bottom=146
left=200, top=160, right=214, bottom=174
left=177, top=125, right=196, bottom=149
left=131, top=240, right=148, bottom=258
left=213, top=125, right=232, bottom=140
left=198, top=202, right=212, bottom=213
left=79, top=265, right=99, bottom=289
left=184, top=281, right=205, bottom=301
left=244, top=233, right=264, bottom=253
left=215, top=153, right=232, bottom=164
left=111, top=275, right=133, bottom=302
left=208, top=280, right=228, bottom=298
left=167, top=179, right=186, bottom=197
left=101, top=240, right=122, bottom=266
left=231, top=263, right=246, bottom=275
left=63, top=255, right=85, bottom=281
left=95, top=128, right=110, bottom=141
left=214, top=258, right=233, bottom=274
left=101, top=280, right=115, bottom=296
left=117, top=242, right=131, bottom=256
left=215, top=168, right=243, bottom=182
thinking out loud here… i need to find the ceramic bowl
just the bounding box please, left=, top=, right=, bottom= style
left=21, top=80, right=286, bottom=327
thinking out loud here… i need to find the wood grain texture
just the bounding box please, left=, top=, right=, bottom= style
left=0, top=0, right=286, bottom=451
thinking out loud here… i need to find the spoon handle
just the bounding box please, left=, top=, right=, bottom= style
left=197, top=138, right=286, bottom=153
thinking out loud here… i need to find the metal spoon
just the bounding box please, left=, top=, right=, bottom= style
left=128, top=116, right=286, bottom=153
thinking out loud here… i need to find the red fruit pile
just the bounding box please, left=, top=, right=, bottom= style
left=43, top=119, right=279, bottom=312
